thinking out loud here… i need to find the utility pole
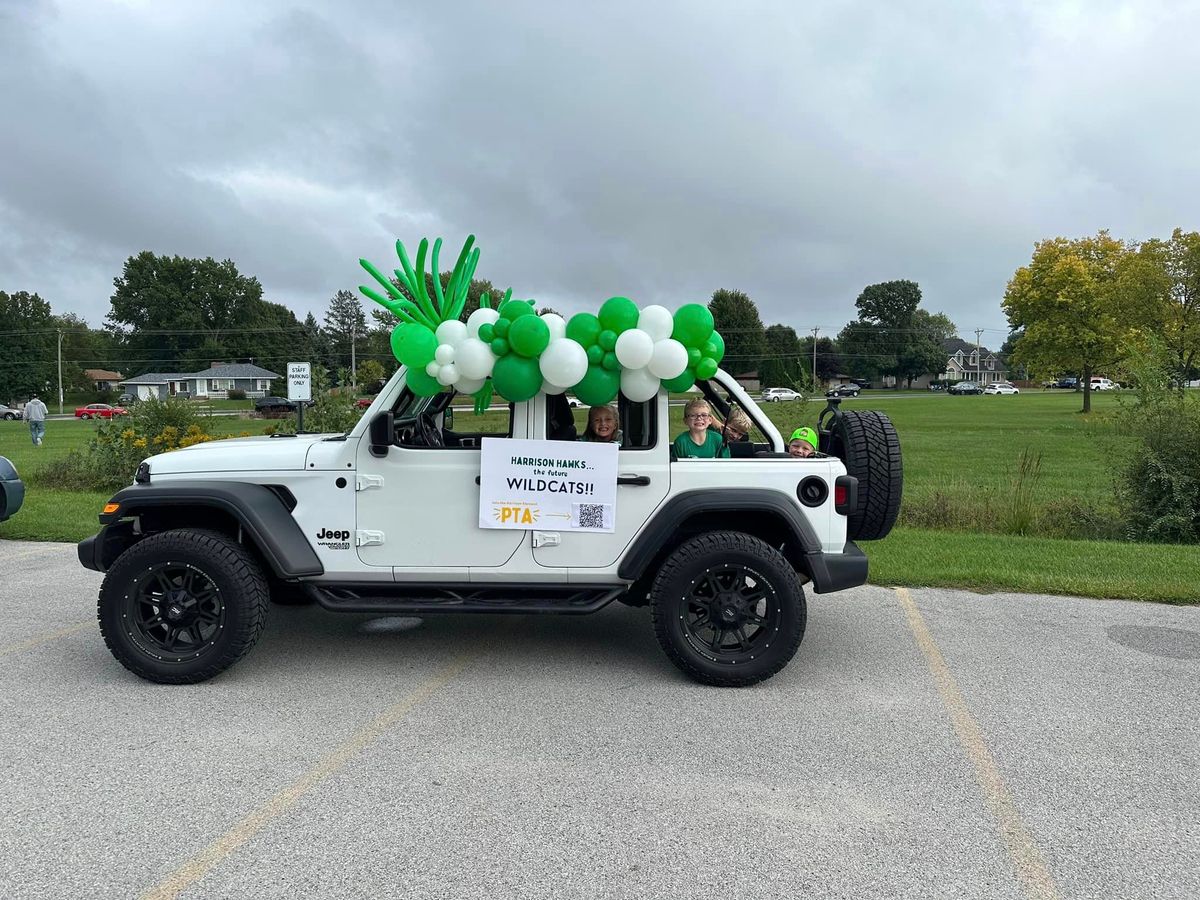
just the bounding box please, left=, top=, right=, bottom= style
left=810, top=327, right=820, bottom=393
left=57, top=329, right=64, bottom=415
left=350, top=320, right=357, bottom=391
left=974, top=328, right=983, bottom=384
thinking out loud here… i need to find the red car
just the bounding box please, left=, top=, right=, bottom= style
left=75, top=403, right=129, bottom=419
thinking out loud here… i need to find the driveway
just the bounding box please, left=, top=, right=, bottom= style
left=0, top=541, right=1196, bottom=899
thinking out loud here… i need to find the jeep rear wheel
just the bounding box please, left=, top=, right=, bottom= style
left=98, top=529, right=269, bottom=684
left=823, top=409, right=902, bottom=541
left=650, top=531, right=806, bottom=687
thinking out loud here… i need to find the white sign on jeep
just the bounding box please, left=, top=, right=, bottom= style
left=287, top=362, right=311, bottom=402
left=479, top=437, right=618, bottom=532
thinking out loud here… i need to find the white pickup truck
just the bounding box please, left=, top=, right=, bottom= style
left=79, top=368, right=902, bottom=687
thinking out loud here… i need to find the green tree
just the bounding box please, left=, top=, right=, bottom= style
left=840, top=280, right=949, bottom=388
left=356, top=358, right=386, bottom=390
left=1127, top=228, right=1200, bottom=385
left=1002, top=231, right=1139, bottom=412
left=323, top=290, right=367, bottom=379
left=708, top=289, right=766, bottom=376
left=895, top=310, right=957, bottom=389
left=798, top=336, right=842, bottom=385
left=0, top=290, right=57, bottom=402
left=835, top=321, right=889, bottom=383
left=108, top=252, right=274, bottom=374
left=759, top=325, right=806, bottom=390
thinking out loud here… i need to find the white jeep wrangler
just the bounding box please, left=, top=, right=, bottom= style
left=79, top=369, right=902, bottom=687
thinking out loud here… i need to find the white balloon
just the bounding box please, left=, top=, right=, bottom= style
left=455, top=376, right=485, bottom=394
left=638, top=305, right=674, bottom=341
left=425, top=361, right=441, bottom=378
left=621, top=367, right=661, bottom=402
left=466, top=307, right=499, bottom=338
left=648, top=338, right=689, bottom=380
left=542, top=381, right=567, bottom=395
left=540, top=312, right=566, bottom=342
left=615, top=328, right=654, bottom=369
left=436, top=363, right=460, bottom=386
left=435, top=319, right=468, bottom=347
left=434, top=343, right=456, bottom=366
left=539, top=338, right=589, bottom=388
left=455, top=338, right=496, bottom=380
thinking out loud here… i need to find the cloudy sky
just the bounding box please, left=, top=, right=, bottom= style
left=2, top=0, right=1197, bottom=346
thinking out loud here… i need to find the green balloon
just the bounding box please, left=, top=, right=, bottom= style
left=393, top=324, right=438, bottom=368
left=501, top=300, right=535, bottom=321
left=491, top=353, right=543, bottom=402
left=598, top=296, right=639, bottom=333
left=478, top=322, right=495, bottom=343
left=508, top=314, right=550, bottom=358
left=586, top=344, right=604, bottom=367
left=672, top=303, right=715, bottom=347
left=602, top=351, right=620, bottom=371
left=661, top=368, right=696, bottom=392
left=687, top=346, right=702, bottom=367
left=706, top=330, right=725, bottom=364
left=598, top=329, right=617, bottom=352
left=406, top=366, right=443, bottom=397
left=574, top=365, right=620, bottom=406
left=493, top=317, right=511, bottom=338
left=695, top=357, right=718, bottom=379
left=490, top=337, right=509, bottom=356
left=566, top=312, right=602, bottom=346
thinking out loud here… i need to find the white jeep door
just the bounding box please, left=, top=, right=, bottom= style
left=530, top=393, right=670, bottom=574
left=355, top=393, right=529, bottom=574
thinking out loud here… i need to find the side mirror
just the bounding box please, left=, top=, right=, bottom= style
left=369, top=411, right=394, bottom=458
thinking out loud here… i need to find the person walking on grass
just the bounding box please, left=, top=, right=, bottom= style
left=22, top=393, right=48, bottom=446
left=672, top=398, right=730, bottom=459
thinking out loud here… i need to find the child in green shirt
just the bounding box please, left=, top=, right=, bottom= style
left=673, top=399, right=730, bottom=459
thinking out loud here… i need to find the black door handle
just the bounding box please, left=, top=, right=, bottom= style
left=617, top=474, right=651, bottom=486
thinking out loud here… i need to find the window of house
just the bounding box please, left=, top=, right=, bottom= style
left=208, top=379, right=233, bottom=391
left=257, top=379, right=271, bottom=391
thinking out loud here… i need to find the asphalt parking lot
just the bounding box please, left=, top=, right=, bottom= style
left=1, top=540, right=1198, bottom=899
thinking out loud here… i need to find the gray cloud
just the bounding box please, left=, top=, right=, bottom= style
left=2, top=0, right=1197, bottom=348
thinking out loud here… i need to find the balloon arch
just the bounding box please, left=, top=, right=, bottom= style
left=358, top=235, right=725, bottom=406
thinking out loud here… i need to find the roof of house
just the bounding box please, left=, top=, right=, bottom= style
left=84, top=368, right=124, bottom=381
left=120, top=364, right=280, bottom=385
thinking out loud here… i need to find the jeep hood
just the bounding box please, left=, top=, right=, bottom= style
left=143, top=434, right=339, bottom=476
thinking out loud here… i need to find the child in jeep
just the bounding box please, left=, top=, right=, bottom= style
left=673, top=399, right=730, bottom=459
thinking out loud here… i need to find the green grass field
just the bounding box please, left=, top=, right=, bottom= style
left=3, top=390, right=1194, bottom=604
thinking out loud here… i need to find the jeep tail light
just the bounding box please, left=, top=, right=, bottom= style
left=834, top=475, right=857, bottom=516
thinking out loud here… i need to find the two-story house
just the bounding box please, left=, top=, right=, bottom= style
left=941, top=338, right=1006, bottom=385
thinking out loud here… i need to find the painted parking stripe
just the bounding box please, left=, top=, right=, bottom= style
left=0, top=622, right=91, bottom=658
left=895, top=587, right=1060, bottom=900
left=140, top=653, right=471, bottom=900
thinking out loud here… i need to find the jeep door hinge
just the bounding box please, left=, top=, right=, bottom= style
left=532, top=531, right=560, bottom=548
left=355, top=474, right=385, bottom=491
left=355, top=530, right=385, bottom=547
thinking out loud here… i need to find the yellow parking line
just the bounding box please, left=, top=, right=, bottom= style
left=895, top=587, right=1060, bottom=900
left=0, top=622, right=91, bottom=658
left=140, top=653, right=471, bottom=900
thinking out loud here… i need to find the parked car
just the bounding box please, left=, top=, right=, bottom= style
left=355, top=397, right=373, bottom=409
left=948, top=381, right=984, bottom=395
left=1088, top=377, right=1120, bottom=391
left=254, top=396, right=296, bottom=418
left=0, top=404, right=20, bottom=421
left=826, top=384, right=861, bottom=398
left=983, top=382, right=1019, bottom=395
left=1049, top=377, right=1078, bottom=389
left=117, top=393, right=136, bottom=405
left=75, top=403, right=128, bottom=419
left=761, top=387, right=802, bottom=402
left=567, top=397, right=584, bottom=408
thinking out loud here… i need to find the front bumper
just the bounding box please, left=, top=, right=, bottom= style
left=805, top=541, right=868, bottom=593
left=78, top=532, right=103, bottom=572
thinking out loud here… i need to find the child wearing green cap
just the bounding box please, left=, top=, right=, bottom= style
left=788, top=427, right=818, bottom=458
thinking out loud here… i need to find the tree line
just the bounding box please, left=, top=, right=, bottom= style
left=3, top=250, right=965, bottom=403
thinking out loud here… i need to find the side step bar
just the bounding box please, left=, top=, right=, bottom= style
left=304, top=583, right=625, bottom=615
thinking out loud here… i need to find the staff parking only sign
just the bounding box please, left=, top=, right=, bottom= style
left=287, top=362, right=311, bottom=401
left=479, top=438, right=618, bottom=532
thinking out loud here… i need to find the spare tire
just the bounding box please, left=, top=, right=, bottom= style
left=819, top=409, right=902, bottom=540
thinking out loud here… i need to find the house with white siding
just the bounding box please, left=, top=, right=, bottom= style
left=120, top=363, right=280, bottom=401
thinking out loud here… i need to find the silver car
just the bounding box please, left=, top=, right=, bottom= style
left=0, top=404, right=20, bottom=421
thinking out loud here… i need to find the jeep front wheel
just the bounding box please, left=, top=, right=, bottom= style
left=650, top=531, right=806, bottom=687
left=98, top=529, right=270, bottom=684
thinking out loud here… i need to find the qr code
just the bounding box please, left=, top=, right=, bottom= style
left=574, top=503, right=609, bottom=529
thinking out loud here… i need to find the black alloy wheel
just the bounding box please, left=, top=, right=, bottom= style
left=651, top=531, right=806, bottom=687
left=124, top=562, right=226, bottom=662
left=98, top=529, right=269, bottom=683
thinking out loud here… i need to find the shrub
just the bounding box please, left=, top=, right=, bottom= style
left=130, top=395, right=202, bottom=435
left=228, top=389, right=246, bottom=400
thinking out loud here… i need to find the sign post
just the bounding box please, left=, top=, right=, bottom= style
left=287, top=362, right=311, bottom=433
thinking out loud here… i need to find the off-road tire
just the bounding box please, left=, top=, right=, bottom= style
left=829, top=410, right=902, bottom=541
left=650, top=531, right=806, bottom=687
left=97, top=529, right=269, bottom=684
